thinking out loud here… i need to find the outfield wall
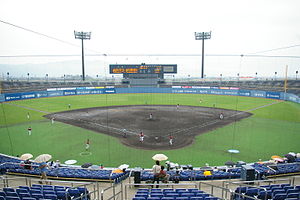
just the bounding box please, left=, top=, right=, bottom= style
left=1, top=87, right=300, bottom=104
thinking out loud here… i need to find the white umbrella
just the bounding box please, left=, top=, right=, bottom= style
left=152, top=154, right=168, bottom=161
left=34, top=154, right=52, bottom=163
left=288, top=152, right=296, bottom=157
left=118, top=164, right=129, bottom=170
left=20, top=153, right=33, bottom=160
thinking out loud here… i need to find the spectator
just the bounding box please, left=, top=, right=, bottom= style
left=158, top=166, right=170, bottom=183
left=38, top=162, right=48, bottom=184
left=24, top=159, right=32, bottom=170
left=152, top=160, right=161, bottom=188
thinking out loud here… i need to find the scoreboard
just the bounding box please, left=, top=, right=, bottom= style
left=109, top=64, right=177, bottom=74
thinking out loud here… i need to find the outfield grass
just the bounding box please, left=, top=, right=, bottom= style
left=1, top=93, right=300, bottom=168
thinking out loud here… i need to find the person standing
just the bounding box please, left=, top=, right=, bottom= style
left=169, top=135, right=174, bottom=145
left=122, top=129, right=127, bottom=138
left=38, top=161, right=48, bottom=184
left=51, top=118, right=55, bottom=124
left=27, top=112, right=30, bottom=119
left=139, top=132, right=144, bottom=143
left=219, top=112, right=224, bottom=120
left=85, top=139, right=90, bottom=151
left=68, top=104, right=71, bottom=109
left=152, top=160, right=161, bottom=188
left=27, top=127, right=32, bottom=135
left=149, top=113, right=153, bottom=120
left=176, top=104, right=179, bottom=110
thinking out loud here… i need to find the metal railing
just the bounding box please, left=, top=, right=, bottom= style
left=100, top=182, right=123, bottom=200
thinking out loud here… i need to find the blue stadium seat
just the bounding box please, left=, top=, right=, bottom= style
left=273, top=193, right=287, bottom=200
left=22, top=198, right=36, bottom=200
left=6, top=192, right=19, bottom=197
left=19, top=186, right=30, bottom=192
left=18, top=193, right=31, bottom=199
left=132, top=198, right=146, bottom=200
left=287, top=193, right=300, bottom=198
left=190, top=197, right=204, bottom=200
left=287, top=189, right=300, bottom=194
left=257, top=190, right=272, bottom=199
left=4, top=188, right=16, bottom=193
left=43, top=191, right=56, bottom=196
left=55, top=191, right=69, bottom=200
left=245, top=188, right=259, bottom=196
left=135, top=194, right=148, bottom=199
left=44, top=194, right=57, bottom=200
left=204, top=197, right=218, bottom=200
left=161, top=197, right=175, bottom=200
left=6, top=196, right=21, bottom=200
left=31, top=193, right=44, bottom=200
left=166, top=193, right=179, bottom=198
left=0, top=196, right=5, bottom=200
left=163, top=189, right=174, bottom=193
left=175, top=197, right=189, bottom=200
left=0, top=192, right=6, bottom=197
left=147, top=197, right=161, bottom=200
left=67, top=189, right=80, bottom=198
left=180, top=193, right=195, bottom=197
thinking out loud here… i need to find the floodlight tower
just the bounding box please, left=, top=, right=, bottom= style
left=195, top=31, right=211, bottom=79
left=74, top=31, right=91, bottom=81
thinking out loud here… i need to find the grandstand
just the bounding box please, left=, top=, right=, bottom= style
left=1, top=79, right=300, bottom=95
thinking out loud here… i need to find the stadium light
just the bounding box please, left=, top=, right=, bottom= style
left=275, top=71, right=277, bottom=80
left=296, top=70, right=298, bottom=80
left=27, top=73, right=30, bottom=82
left=195, top=31, right=212, bottom=79
left=45, top=74, right=48, bottom=82
left=6, top=72, right=9, bottom=81
left=74, top=31, right=91, bottom=81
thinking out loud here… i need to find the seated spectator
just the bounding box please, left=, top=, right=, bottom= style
left=24, top=159, right=32, bottom=170
left=173, top=170, right=180, bottom=183
left=53, top=160, right=61, bottom=168
left=158, top=166, right=170, bottom=183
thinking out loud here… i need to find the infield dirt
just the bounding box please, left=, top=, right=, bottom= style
left=44, top=105, right=252, bottom=150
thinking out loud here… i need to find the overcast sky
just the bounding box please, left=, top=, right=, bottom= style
left=0, top=0, right=299, bottom=78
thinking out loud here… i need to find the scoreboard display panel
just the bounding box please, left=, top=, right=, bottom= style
left=109, top=64, right=177, bottom=74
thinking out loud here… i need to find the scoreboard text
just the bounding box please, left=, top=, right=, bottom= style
left=109, top=64, right=177, bottom=74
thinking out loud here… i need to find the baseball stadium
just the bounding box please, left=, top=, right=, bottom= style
left=1, top=1, right=300, bottom=199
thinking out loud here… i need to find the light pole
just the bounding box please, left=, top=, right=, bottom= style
left=275, top=72, right=277, bottom=80
left=63, top=74, right=66, bottom=83
left=74, top=31, right=91, bottom=81
left=195, top=31, right=211, bottom=79
left=7, top=72, right=9, bottom=81
left=27, top=73, right=30, bottom=82
left=220, top=74, right=222, bottom=82
left=296, top=71, right=298, bottom=80
left=255, top=72, right=258, bottom=80
left=45, top=74, right=48, bottom=82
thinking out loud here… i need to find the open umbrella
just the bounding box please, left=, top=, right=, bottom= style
left=225, top=161, right=236, bottom=166
left=34, top=154, right=52, bottom=163
left=118, top=164, right=129, bottom=170
left=284, top=154, right=295, bottom=163
left=81, top=163, right=92, bottom=168
left=273, top=157, right=284, bottom=162
left=152, top=154, right=168, bottom=161
left=271, top=155, right=282, bottom=159
left=20, top=153, right=33, bottom=160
